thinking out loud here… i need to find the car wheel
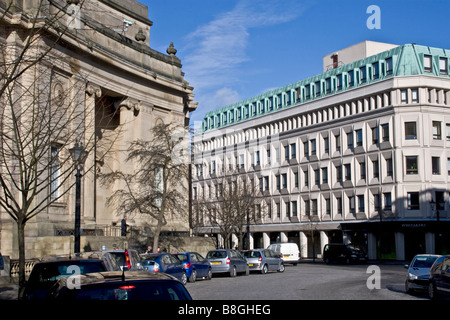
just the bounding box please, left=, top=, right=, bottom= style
left=278, top=263, right=285, bottom=273
left=189, top=269, right=197, bottom=283
left=206, top=268, right=212, bottom=280
left=181, top=272, right=188, bottom=285
left=261, top=264, right=268, bottom=274
left=230, top=266, right=237, bottom=277
left=428, top=282, right=438, bottom=300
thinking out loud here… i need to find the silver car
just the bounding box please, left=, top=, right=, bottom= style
left=206, top=249, right=249, bottom=277
left=405, top=254, right=441, bottom=294
left=242, top=249, right=285, bottom=274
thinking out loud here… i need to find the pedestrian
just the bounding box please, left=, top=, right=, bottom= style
left=146, top=246, right=152, bottom=254
left=121, top=215, right=128, bottom=236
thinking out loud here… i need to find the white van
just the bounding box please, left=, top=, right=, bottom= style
left=267, top=242, right=300, bottom=265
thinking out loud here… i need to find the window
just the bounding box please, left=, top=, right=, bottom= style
left=360, top=161, right=366, bottom=180
left=433, top=121, right=442, bottom=140
left=303, top=141, right=309, bottom=157
left=310, top=139, right=316, bottom=156
left=335, top=134, right=341, bottom=152
left=315, top=81, right=321, bottom=97
left=440, top=57, right=448, bottom=75
left=386, top=58, right=393, bottom=75
left=405, top=122, right=417, bottom=140
left=285, top=145, right=289, bottom=161
left=311, top=199, right=318, bottom=215
left=292, top=201, right=298, bottom=217
left=358, top=195, right=365, bottom=212
left=314, top=169, right=320, bottom=186
left=347, top=132, right=354, bottom=151
left=322, top=167, right=328, bottom=184
left=345, top=164, right=351, bottom=181
left=304, top=168, right=309, bottom=187
left=360, top=67, right=367, bottom=83
left=386, top=158, right=393, bottom=177
left=446, top=124, right=450, bottom=141
left=373, top=159, right=379, bottom=179
left=401, top=90, right=408, bottom=104
left=282, top=173, right=287, bottom=189
left=447, top=158, right=450, bottom=175
left=374, top=194, right=381, bottom=212
left=264, top=176, right=270, bottom=191
left=324, top=137, right=329, bottom=154
left=384, top=193, right=392, bottom=210
left=406, top=156, right=418, bottom=174
left=411, top=89, right=419, bottom=103
left=382, top=123, right=390, bottom=142
left=348, top=70, right=355, bottom=87
left=290, top=143, right=296, bottom=160
left=336, top=165, right=342, bottom=183
left=50, top=145, right=61, bottom=200
left=294, top=172, right=299, bottom=188
left=373, top=62, right=380, bottom=79
left=407, top=192, right=420, bottom=210
left=372, top=126, right=379, bottom=144
left=356, top=129, right=363, bottom=147
left=276, top=175, right=280, bottom=191
left=424, top=55, right=432, bottom=73
left=336, top=196, right=342, bottom=214
left=325, top=198, right=331, bottom=215
left=349, top=196, right=355, bottom=213
left=432, top=157, right=440, bottom=175
left=286, top=201, right=290, bottom=218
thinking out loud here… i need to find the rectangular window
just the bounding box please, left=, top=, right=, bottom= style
left=304, top=168, right=309, bottom=187
left=336, top=165, right=342, bottom=183
left=405, top=122, right=417, bottom=140
left=325, top=198, right=331, bottom=215
left=347, top=132, right=354, bottom=151
left=433, top=121, right=442, bottom=140
left=345, top=164, right=351, bottom=181
left=314, top=169, right=320, bottom=186
left=372, top=126, right=379, bottom=144
left=440, top=57, right=448, bottom=75
left=373, top=62, right=380, bottom=79
left=356, top=129, right=363, bottom=147
left=310, top=139, right=316, bottom=156
left=386, top=58, right=393, bottom=75
left=432, top=157, right=440, bottom=175
left=406, top=156, right=418, bottom=174
left=335, top=134, right=341, bottom=152
left=411, top=89, right=419, bottom=103
left=290, top=143, right=296, bottom=160
left=407, top=192, right=420, bottom=210
left=303, top=141, right=309, bottom=157
left=382, top=123, right=390, bottom=142
left=446, top=124, right=450, bottom=141
left=424, top=55, right=432, bottom=73
left=324, top=137, right=329, bottom=154
left=401, top=90, right=408, bottom=104
left=294, top=172, right=299, bottom=188
left=360, top=161, right=366, bottom=180
left=374, top=194, right=381, bottom=212
left=311, top=199, right=318, bottom=215
left=292, top=201, right=298, bottom=217
left=322, top=167, right=328, bottom=184
left=348, top=70, right=354, bottom=87
left=349, top=196, right=355, bottom=213
left=360, top=67, right=367, bottom=83
left=386, top=158, right=393, bottom=177
left=447, top=158, right=450, bottom=175
left=285, top=145, right=289, bottom=161
left=337, top=196, right=342, bottom=214
left=358, top=195, right=365, bottom=212
left=282, top=173, right=287, bottom=189
left=384, top=193, right=392, bottom=210
left=373, top=159, right=379, bottom=179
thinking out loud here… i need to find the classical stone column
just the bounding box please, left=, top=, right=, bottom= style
left=84, top=83, right=101, bottom=224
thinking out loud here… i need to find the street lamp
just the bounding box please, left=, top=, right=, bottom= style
left=69, top=141, right=87, bottom=254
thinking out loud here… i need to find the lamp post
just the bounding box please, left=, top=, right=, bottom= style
left=69, top=141, right=87, bottom=254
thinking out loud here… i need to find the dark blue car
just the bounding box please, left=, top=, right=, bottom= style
left=141, top=253, right=187, bottom=285
left=176, top=252, right=212, bottom=282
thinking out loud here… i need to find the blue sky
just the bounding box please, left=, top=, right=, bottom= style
left=141, top=0, right=450, bottom=126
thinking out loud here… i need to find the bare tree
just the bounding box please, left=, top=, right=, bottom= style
left=100, top=123, right=190, bottom=251
left=0, top=0, right=120, bottom=295
left=194, top=173, right=262, bottom=249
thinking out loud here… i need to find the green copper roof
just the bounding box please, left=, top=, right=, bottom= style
left=201, top=43, right=450, bottom=133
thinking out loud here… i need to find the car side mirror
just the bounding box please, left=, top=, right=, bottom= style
left=404, top=264, right=409, bottom=268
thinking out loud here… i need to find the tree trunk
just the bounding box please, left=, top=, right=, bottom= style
left=17, top=218, right=26, bottom=300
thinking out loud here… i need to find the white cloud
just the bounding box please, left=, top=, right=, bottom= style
left=184, top=0, right=306, bottom=121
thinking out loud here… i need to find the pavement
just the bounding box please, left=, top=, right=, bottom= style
left=0, top=280, right=18, bottom=300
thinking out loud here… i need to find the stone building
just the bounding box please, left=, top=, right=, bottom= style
left=0, top=0, right=197, bottom=259
left=192, top=41, right=450, bottom=261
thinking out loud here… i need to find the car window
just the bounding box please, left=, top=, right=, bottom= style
left=69, top=282, right=191, bottom=300
left=441, top=258, right=450, bottom=272
left=29, top=262, right=106, bottom=284
left=412, top=256, right=438, bottom=268
left=177, top=254, right=188, bottom=262
left=207, top=251, right=226, bottom=259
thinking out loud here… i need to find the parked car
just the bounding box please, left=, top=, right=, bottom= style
left=206, top=249, right=249, bottom=277
left=267, top=242, right=300, bottom=265
left=322, top=243, right=367, bottom=264
left=21, top=255, right=110, bottom=300
left=175, top=252, right=212, bottom=282
left=242, top=249, right=285, bottom=274
left=46, top=271, right=192, bottom=300
left=141, top=253, right=187, bottom=285
left=405, top=254, right=441, bottom=294
left=106, top=249, right=142, bottom=271
left=428, top=255, right=450, bottom=300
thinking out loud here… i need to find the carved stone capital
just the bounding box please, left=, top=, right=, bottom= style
left=86, top=83, right=102, bottom=97
left=114, top=97, right=141, bottom=114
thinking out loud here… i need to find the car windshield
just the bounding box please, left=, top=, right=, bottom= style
left=412, top=256, right=438, bottom=268
left=243, top=251, right=261, bottom=258
left=206, top=251, right=227, bottom=259
left=29, top=262, right=106, bottom=285
left=68, top=282, right=191, bottom=300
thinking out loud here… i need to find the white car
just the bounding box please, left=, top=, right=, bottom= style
left=267, top=243, right=300, bottom=265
